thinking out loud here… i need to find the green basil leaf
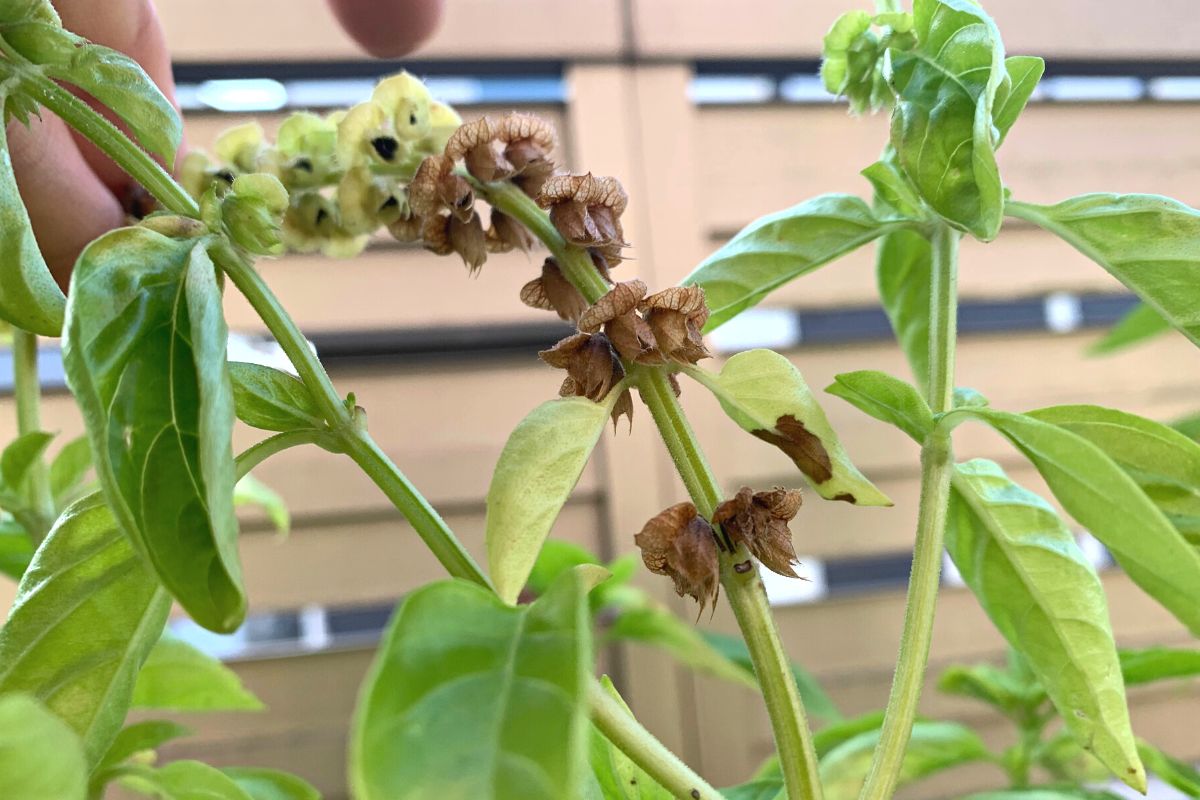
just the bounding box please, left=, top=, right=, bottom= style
left=947, top=459, right=1141, bottom=787
left=48, top=435, right=93, bottom=506
left=0, top=430, right=53, bottom=490
left=890, top=0, right=1006, bottom=240
left=528, top=539, right=600, bottom=596
left=0, top=496, right=170, bottom=765
left=937, top=662, right=1045, bottom=717
left=684, top=350, right=891, bottom=505
left=1118, top=646, right=1200, bottom=686
left=487, top=395, right=615, bottom=604
left=229, top=362, right=325, bottom=433
left=861, top=158, right=926, bottom=221
left=234, top=473, right=290, bottom=537
left=826, top=370, right=934, bottom=442
left=682, top=194, right=908, bottom=331
left=819, top=720, right=989, bottom=799
left=876, top=228, right=933, bottom=392
left=720, top=779, right=784, bottom=800
left=5, top=22, right=182, bottom=163
left=220, top=767, right=321, bottom=800
left=606, top=606, right=758, bottom=691
left=1026, top=404, right=1200, bottom=545
left=0, top=0, right=59, bottom=24
left=813, top=712, right=886, bottom=758
left=0, top=93, right=66, bottom=336
left=961, top=791, right=1123, bottom=800
left=1137, top=740, right=1200, bottom=796
left=63, top=229, right=246, bottom=632
left=350, top=572, right=592, bottom=800
left=0, top=517, right=33, bottom=580
left=95, top=720, right=193, bottom=774
left=588, top=676, right=673, bottom=800
left=1088, top=303, right=1171, bottom=356
left=949, top=408, right=1200, bottom=637
left=992, top=56, right=1045, bottom=145
left=0, top=693, right=87, bottom=800
left=132, top=634, right=262, bottom=712
left=1172, top=411, right=1200, bottom=443
left=120, top=760, right=255, bottom=800
left=1006, top=194, right=1200, bottom=349
left=699, top=630, right=842, bottom=723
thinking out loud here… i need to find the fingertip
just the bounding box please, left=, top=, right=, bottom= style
left=327, top=0, right=444, bottom=59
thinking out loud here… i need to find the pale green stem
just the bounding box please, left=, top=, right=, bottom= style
left=11, top=328, right=54, bottom=541
left=589, top=680, right=723, bottom=800
left=234, top=429, right=339, bottom=481
left=858, top=222, right=959, bottom=800
left=484, top=179, right=824, bottom=800
left=50, top=100, right=719, bottom=799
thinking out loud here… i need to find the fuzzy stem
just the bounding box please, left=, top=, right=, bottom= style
left=11, top=329, right=54, bottom=541
left=484, top=179, right=824, bottom=800
left=858, top=221, right=959, bottom=800
left=234, top=429, right=339, bottom=481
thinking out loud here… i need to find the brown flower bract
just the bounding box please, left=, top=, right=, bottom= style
left=712, top=486, right=803, bottom=578
left=520, top=258, right=588, bottom=323
left=539, top=332, right=625, bottom=403
left=579, top=280, right=657, bottom=362
left=537, top=173, right=628, bottom=250
left=640, top=286, right=711, bottom=364
left=635, top=502, right=720, bottom=613
left=409, top=154, right=474, bottom=221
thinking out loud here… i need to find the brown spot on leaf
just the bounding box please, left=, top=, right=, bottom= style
left=833, top=492, right=856, bottom=503
left=751, top=414, right=833, bottom=484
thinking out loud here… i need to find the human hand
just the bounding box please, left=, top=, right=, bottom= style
left=9, top=0, right=444, bottom=286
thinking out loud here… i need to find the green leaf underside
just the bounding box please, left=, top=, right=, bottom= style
left=587, top=676, right=673, bottom=800
left=120, top=759, right=255, bottom=800
left=0, top=518, right=34, bottom=580
left=0, top=693, right=88, bottom=800
left=952, top=407, right=1200, bottom=638
left=1027, top=404, right=1200, bottom=547
left=1118, top=646, right=1200, bottom=686
left=992, top=56, right=1045, bottom=146
left=890, top=0, right=1006, bottom=240
left=876, top=227, right=934, bottom=392
left=49, top=435, right=94, bottom=505
left=826, top=370, right=934, bottom=443
left=132, top=634, right=263, bottom=711
left=234, top=473, right=291, bottom=537
left=606, top=606, right=758, bottom=691
left=96, top=720, right=192, bottom=774
left=229, top=362, right=325, bottom=433
left=961, top=791, right=1122, bottom=800
left=1007, top=194, right=1200, bottom=350
left=0, top=430, right=54, bottom=489
left=1137, top=740, right=1200, bottom=796
left=0, top=495, right=170, bottom=765
left=220, top=767, right=322, bottom=800
left=946, top=459, right=1142, bottom=788
left=937, top=662, right=1044, bottom=717
left=819, top=720, right=990, bottom=799
left=683, top=194, right=908, bottom=331
left=0, top=91, right=66, bottom=335
left=350, top=574, right=591, bottom=800
left=1089, top=302, right=1172, bottom=355
left=4, top=21, right=182, bottom=163
left=486, top=395, right=614, bottom=604
left=686, top=350, right=891, bottom=505
left=63, top=228, right=245, bottom=632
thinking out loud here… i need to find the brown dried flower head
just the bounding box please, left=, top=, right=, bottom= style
left=539, top=332, right=625, bottom=403
left=712, top=486, right=803, bottom=578
left=635, top=502, right=720, bottom=614
left=639, top=286, right=711, bottom=364
left=409, top=154, right=474, bottom=221
left=496, top=112, right=558, bottom=195
left=520, top=258, right=588, bottom=323
left=578, top=280, right=657, bottom=362
left=422, top=212, right=487, bottom=273
left=486, top=209, right=534, bottom=253
left=538, top=173, right=628, bottom=251
left=445, top=117, right=513, bottom=182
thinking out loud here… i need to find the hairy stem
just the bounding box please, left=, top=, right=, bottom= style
left=22, top=72, right=199, bottom=218
left=11, top=329, right=54, bottom=541
left=484, top=179, right=824, bottom=800
left=234, top=429, right=340, bottom=481
left=589, top=680, right=723, bottom=800
left=859, top=221, right=959, bottom=800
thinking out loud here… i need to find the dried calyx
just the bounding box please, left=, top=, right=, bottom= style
left=538, top=332, right=633, bottom=429
left=713, top=486, right=804, bottom=578
left=635, top=502, right=720, bottom=614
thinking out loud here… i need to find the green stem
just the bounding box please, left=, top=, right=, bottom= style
left=20, top=71, right=198, bottom=218
left=49, top=99, right=717, bottom=796
left=483, top=177, right=825, bottom=800
left=858, top=222, right=959, bottom=800
left=589, top=680, right=723, bottom=800
left=235, top=429, right=339, bottom=481
left=11, top=329, right=54, bottom=540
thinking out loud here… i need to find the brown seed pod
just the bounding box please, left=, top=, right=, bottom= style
left=410, top=154, right=474, bottom=221
left=640, top=286, right=711, bottom=364
left=635, top=502, right=720, bottom=614
left=537, top=173, right=629, bottom=249
left=486, top=209, right=535, bottom=253
left=712, top=486, right=804, bottom=579
left=578, top=280, right=659, bottom=362
left=539, top=332, right=625, bottom=403
left=519, top=258, right=588, bottom=323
